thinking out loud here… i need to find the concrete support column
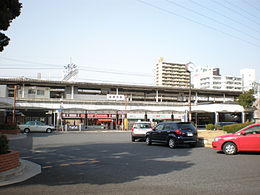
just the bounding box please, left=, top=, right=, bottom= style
left=156, top=90, right=159, bottom=102
left=223, top=93, right=226, bottom=103
left=195, top=92, right=198, bottom=104
left=71, top=86, right=74, bottom=99
left=215, top=112, right=219, bottom=125
left=53, top=112, right=56, bottom=127
left=242, top=112, right=245, bottom=123
left=22, top=84, right=25, bottom=98
left=116, top=88, right=119, bottom=95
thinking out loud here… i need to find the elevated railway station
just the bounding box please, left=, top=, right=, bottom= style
left=0, top=78, right=251, bottom=130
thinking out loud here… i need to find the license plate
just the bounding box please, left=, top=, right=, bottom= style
left=187, top=132, right=193, bottom=136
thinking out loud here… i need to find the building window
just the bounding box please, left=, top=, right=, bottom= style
left=37, top=90, right=45, bottom=96
left=28, top=89, right=36, bottom=94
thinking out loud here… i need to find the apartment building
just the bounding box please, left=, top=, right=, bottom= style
left=200, top=75, right=242, bottom=91
left=240, top=68, right=256, bottom=91
left=194, top=66, right=242, bottom=91
left=154, top=58, right=190, bottom=88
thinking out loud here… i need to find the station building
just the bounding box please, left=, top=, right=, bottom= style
left=0, top=77, right=253, bottom=130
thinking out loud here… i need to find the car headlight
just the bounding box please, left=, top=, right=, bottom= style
left=214, top=137, right=221, bottom=142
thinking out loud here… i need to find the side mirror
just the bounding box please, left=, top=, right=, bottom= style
left=241, top=131, right=245, bottom=135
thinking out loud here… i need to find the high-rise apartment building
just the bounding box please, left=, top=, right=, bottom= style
left=154, top=58, right=190, bottom=88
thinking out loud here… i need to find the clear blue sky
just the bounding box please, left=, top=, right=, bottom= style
left=0, top=0, right=260, bottom=85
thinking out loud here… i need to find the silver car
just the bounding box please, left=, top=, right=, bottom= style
left=19, top=121, right=56, bottom=133
left=131, top=121, right=153, bottom=142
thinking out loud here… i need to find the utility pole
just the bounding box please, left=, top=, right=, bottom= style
left=12, top=85, right=17, bottom=124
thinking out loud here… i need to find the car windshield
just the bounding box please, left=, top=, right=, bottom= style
left=134, top=123, right=151, bottom=128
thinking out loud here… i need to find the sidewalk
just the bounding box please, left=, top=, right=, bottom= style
left=198, top=130, right=227, bottom=147
left=0, top=133, right=41, bottom=187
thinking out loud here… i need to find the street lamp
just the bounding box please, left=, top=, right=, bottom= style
left=185, top=62, right=195, bottom=122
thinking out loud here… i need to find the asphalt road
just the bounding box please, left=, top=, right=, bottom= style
left=1, top=131, right=260, bottom=195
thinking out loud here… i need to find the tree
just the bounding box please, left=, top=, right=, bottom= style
left=238, top=89, right=256, bottom=108
left=0, top=0, right=22, bottom=52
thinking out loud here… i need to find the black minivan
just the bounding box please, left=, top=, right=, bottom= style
left=145, top=122, right=198, bottom=149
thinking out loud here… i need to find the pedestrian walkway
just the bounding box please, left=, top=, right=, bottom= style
left=0, top=133, right=41, bottom=187
left=0, top=159, right=41, bottom=186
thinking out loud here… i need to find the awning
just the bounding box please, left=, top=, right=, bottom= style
left=97, top=118, right=112, bottom=122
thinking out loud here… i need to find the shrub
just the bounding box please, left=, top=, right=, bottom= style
left=0, top=124, right=18, bottom=130
left=0, top=134, right=9, bottom=154
left=215, top=125, right=221, bottom=130
left=206, top=124, right=215, bottom=130
left=223, top=122, right=255, bottom=133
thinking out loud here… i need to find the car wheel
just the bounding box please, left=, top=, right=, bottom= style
left=132, top=136, right=135, bottom=142
left=46, top=128, right=52, bottom=133
left=223, top=142, right=237, bottom=155
left=24, top=128, right=30, bottom=133
left=168, top=138, right=176, bottom=149
left=146, top=136, right=152, bottom=145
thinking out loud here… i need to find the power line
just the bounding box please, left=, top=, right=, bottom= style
left=1, top=57, right=153, bottom=77
left=136, top=0, right=260, bottom=48
left=212, top=0, right=260, bottom=26
left=79, top=68, right=152, bottom=77
left=243, top=0, right=260, bottom=12
left=224, top=0, right=260, bottom=21
left=189, top=0, right=260, bottom=34
left=166, top=0, right=260, bottom=41
left=0, top=65, right=153, bottom=77
left=0, top=57, right=62, bottom=67
left=0, top=67, right=60, bottom=70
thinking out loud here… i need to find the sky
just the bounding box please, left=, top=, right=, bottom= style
left=0, top=0, right=260, bottom=85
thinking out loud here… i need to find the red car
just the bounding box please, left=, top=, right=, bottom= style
left=212, top=124, right=260, bottom=155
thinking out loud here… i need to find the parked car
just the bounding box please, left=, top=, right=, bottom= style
left=145, top=122, right=198, bottom=148
left=19, top=121, right=56, bottom=133
left=131, top=121, right=153, bottom=142
left=212, top=124, right=260, bottom=155
left=215, top=122, right=236, bottom=130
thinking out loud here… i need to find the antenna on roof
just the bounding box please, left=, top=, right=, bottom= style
left=62, top=57, right=78, bottom=81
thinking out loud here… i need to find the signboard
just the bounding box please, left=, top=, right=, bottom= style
left=62, top=113, right=85, bottom=118
left=147, top=114, right=172, bottom=119
left=107, top=94, right=125, bottom=101
left=87, top=114, right=117, bottom=119
left=127, top=113, right=145, bottom=119
left=173, top=114, right=184, bottom=120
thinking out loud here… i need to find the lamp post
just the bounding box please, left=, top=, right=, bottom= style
left=185, top=62, right=195, bottom=122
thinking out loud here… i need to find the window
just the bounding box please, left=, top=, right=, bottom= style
left=37, top=90, right=45, bottom=96
left=244, top=125, right=260, bottom=135
left=28, top=89, right=36, bottom=94
left=25, top=121, right=35, bottom=125
left=35, top=121, right=44, bottom=126
left=164, top=124, right=177, bottom=130
left=154, top=124, right=164, bottom=131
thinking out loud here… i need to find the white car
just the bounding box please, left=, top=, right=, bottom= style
left=19, top=121, right=56, bottom=133
left=131, top=121, right=153, bottom=142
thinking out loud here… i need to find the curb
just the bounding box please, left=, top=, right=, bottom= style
left=5, top=133, right=27, bottom=140
left=0, top=159, right=41, bottom=186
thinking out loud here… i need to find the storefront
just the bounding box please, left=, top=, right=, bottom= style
left=62, top=113, right=86, bottom=130
left=127, top=113, right=146, bottom=129
left=147, top=113, right=172, bottom=126
left=87, top=113, right=117, bottom=129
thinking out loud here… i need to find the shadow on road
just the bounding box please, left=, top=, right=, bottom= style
left=7, top=134, right=195, bottom=187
